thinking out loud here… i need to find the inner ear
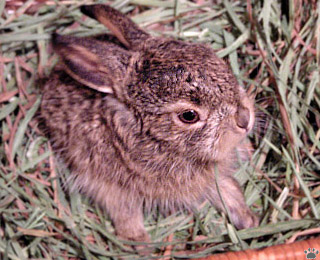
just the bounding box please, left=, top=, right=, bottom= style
left=52, top=34, right=130, bottom=94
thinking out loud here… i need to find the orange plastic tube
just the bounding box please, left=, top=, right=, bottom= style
left=196, top=237, right=320, bottom=260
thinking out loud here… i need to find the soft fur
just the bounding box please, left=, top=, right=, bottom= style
left=38, top=4, right=258, bottom=246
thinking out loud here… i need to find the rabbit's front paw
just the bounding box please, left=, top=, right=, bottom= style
left=229, top=207, right=259, bottom=229
left=118, top=228, right=153, bottom=255
left=120, top=228, right=150, bottom=242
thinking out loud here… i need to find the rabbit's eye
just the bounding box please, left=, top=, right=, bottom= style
left=178, top=110, right=199, bottom=124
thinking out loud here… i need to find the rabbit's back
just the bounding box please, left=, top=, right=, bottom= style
left=39, top=70, right=115, bottom=177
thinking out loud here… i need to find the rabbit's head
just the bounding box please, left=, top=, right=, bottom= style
left=52, top=4, right=254, bottom=167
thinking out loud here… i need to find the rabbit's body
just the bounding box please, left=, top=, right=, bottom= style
left=39, top=4, right=258, bottom=245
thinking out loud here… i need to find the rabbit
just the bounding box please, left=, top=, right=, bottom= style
left=38, top=4, right=259, bottom=247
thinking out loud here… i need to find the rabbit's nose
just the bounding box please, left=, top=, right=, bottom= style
left=236, top=106, right=250, bottom=130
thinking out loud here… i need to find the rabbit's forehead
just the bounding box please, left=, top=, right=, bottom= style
left=133, top=56, right=241, bottom=108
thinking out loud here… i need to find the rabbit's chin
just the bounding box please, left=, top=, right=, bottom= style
left=212, top=132, right=250, bottom=163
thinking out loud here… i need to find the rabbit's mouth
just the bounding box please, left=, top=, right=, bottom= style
left=212, top=98, right=255, bottom=162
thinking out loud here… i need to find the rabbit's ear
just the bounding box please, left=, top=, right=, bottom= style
left=52, top=34, right=130, bottom=94
left=80, top=4, right=150, bottom=50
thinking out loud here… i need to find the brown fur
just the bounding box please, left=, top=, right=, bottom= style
left=38, top=4, right=258, bottom=247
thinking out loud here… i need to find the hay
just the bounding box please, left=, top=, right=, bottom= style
left=0, top=0, right=319, bottom=259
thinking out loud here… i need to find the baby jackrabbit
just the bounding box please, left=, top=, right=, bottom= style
left=39, top=4, right=258, bottom=245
